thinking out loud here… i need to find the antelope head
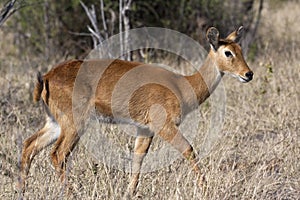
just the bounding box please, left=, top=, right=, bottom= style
left=207, top=26, right=253, bottom=83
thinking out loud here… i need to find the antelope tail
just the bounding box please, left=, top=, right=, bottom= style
left=33, top=72, right=44, bottom=103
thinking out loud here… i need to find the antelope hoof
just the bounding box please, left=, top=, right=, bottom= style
left=198, top=174, right=207, bottom=192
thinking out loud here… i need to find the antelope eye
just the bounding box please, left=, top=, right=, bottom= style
left=225, top=51, right=233, bottom=58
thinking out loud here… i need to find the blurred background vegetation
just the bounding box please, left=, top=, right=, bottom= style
left=0, top=0, right=267, bottom=62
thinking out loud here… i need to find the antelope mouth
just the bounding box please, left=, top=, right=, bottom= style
left=238, top=76, right=252, bottom=83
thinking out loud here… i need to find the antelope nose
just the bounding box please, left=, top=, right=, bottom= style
left=245, top=71, right=253, bottom=80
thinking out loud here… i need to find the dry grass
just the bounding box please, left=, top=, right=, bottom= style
left=0, top=1, right=299, bottom=199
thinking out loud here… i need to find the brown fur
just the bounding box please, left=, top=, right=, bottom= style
left=19, top=26, right=253, bottom=196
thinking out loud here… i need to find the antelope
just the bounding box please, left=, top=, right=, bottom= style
left=19, top=26, right=253, bottom=196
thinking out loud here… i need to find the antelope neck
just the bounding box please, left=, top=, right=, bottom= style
left=185, top=52, right=223, bottom=106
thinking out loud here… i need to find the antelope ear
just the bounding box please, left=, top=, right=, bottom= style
left=206, top=27, right=219, bottom=51
left=226, top=26, right=244, bottom=43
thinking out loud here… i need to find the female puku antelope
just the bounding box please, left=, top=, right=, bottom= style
left=19, top=26, right=253, bottom=195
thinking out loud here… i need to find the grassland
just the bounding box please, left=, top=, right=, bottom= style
left=0, top=1, right=299, bottom=199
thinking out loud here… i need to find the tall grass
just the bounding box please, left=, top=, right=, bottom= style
left=0, top=1, right=299, bottom=199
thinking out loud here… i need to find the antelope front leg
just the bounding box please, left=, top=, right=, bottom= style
left=127, top=128, right=153, bottom=196
left=159, top=124, right=206, bottom=189
left=181, top=142, right=206, bottom=189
